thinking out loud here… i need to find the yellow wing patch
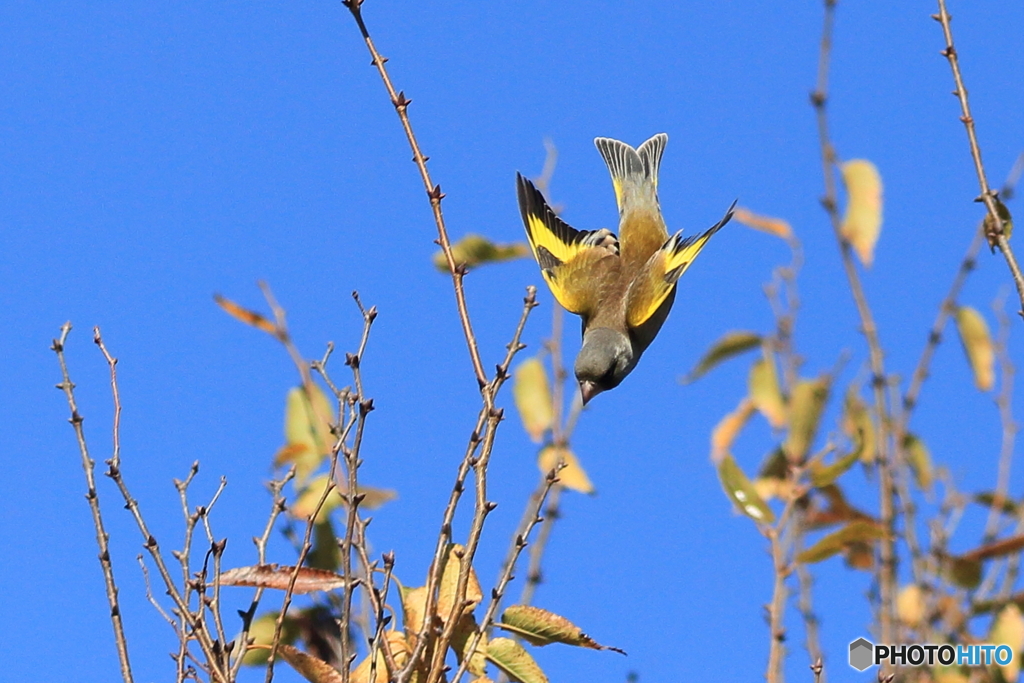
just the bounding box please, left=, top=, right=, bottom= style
left=516, top=174, right=619, bottom=315
left=625, top=202, right=735, bottom=329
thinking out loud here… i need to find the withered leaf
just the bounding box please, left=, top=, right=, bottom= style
left=214, top=294, right=279, bottom=335
left=220, top=565, right=345, bottom=594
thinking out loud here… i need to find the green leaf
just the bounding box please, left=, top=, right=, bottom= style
left=842, top=390, right=877, bottom=464
left=954, top=306, right=995, bottom=391
left=433, top=234, right=529, bottom=272
left=682, top=330, right=762, bottom=384
left=498, top=605, right=624, bottom=653
left=796, top=520, right=885, bottom=564
left=808, top=449, right=860, bottom=488
left=974, top=491, right=1019, bottom=516
left=749, top=350, right=786, bottom=429
left=307, top=518, right=340, bottom=571
left=717, top=453, right=775, bottom=523
left=241, top=612, right=300, bottom=666
left=944, top=556, right=983, bottom=589
left=783, top=377, right=830, bottom=463
left=486, top=637, right=548, bottom=683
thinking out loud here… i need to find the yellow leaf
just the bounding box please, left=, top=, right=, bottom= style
left=683, top=330, right=762, bottom=384
left=717, top=453, right=775, bottom=523
left=732, top=207, right=793, bottom=240
left=783, top=377, right=829, bottom=463
left=485, top=637, right=548, bottom=683
left=955, top=306, right=995, bottom=391
left=840, top=159, right=883, bottom=267
left=291, top=475, right=398, bottom=521
left=400, top=585, right=429, bottom=645
left=710, top=398, right=755, bottom=464
left=433, top=234, right=530, bottom=272
left=281, top=386, right=336, bottom=485
left=350, top=632, right=410, bottom=683
left=897, top=584, right=926, bottom=628
left=903, top=433, right=933, bottom=491
left=437, top=545, right=483, bottom=625
left=278, top=644, right=345, bottom=683
left=538, top=446, right=594, bottom=494
left=451, top=614, right=488, bottom=676
left=749, top=350, right=786, bottom=429
left=990, top=604, right=1024, bottom=683
left=513, top=358, right=554, bottom=443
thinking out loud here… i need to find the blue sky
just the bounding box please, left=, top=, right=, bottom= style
left=3, top=2, right=1024, bottom=682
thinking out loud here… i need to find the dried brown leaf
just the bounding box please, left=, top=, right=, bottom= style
left=214, top=294, right=279, bottom=335
left=220, top=565, right=345, bottom=594
left=732, top=207, right=793, bottom=239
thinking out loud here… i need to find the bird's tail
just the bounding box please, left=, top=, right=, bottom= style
left=594, top=133, right=667, bottom=215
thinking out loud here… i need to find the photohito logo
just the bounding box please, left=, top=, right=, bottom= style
left=849, top=637, right=1014, bottom=671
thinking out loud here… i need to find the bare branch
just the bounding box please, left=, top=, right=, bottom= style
left=933, top=1, right=1024, bottom=317
left=52, top=323, right=135, bottom=683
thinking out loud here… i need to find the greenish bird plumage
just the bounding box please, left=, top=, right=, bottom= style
left=516, top=133, right=735, bottom=404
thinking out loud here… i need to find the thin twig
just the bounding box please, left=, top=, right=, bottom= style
left=765, top=487, right=804, bottom=683
left=343, top=0, right=487, bottom=388
left=423, top=290, right=538, bottom=683
left=52, top=323, right=135, bottom=683
left=984, top=296, right=1017, bottom=544
left=265, top=298, right=378, bottom=683
left=451, top=467, right=562, bottom=683
left=932, top=1, right=1024, bottom=318
left=810, top=0, right=896, bottom=652
left=93, top=330, right=228, bottom=681
left=229, top=470, right=294, bottom=680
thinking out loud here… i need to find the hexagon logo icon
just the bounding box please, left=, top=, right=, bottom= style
left=849, top=637, right=874, bottom=671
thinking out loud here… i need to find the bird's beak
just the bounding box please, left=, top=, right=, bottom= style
left=579, top=380, right=601, bottom=405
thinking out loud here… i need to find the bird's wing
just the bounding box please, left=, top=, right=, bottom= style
left=517, top=173, right=619, bottom=316
left=625, top=201, right=736, bottom=329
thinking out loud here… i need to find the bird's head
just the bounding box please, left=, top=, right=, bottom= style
left=575, top=327, right=635, bottom=405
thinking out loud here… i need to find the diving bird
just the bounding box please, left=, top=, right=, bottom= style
left=516, top=133, right=735, bottom=404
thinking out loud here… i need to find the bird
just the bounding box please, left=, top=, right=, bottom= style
left=516, top=133, right=735, bottom=404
